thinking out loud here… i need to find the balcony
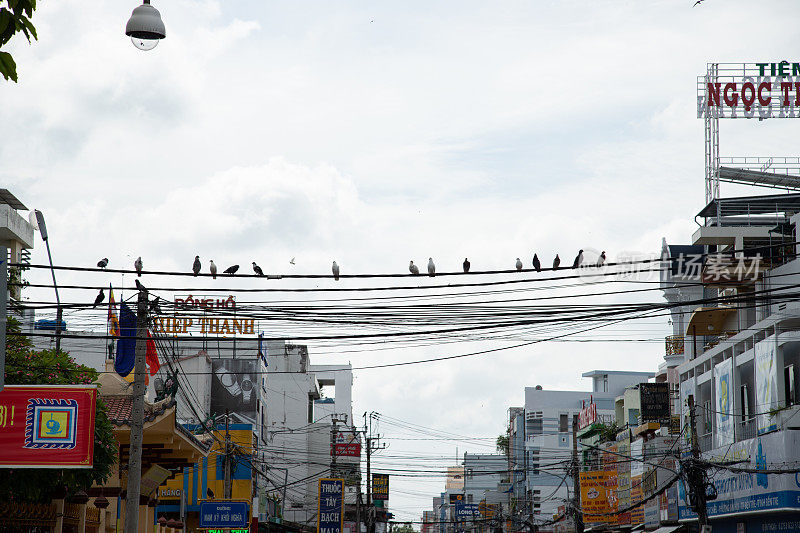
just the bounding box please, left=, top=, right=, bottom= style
left=699, top=433, right=713, bottom=453
left=665, top=335, right=684, bottom=356
left=737, top=418, right=757, bottom=441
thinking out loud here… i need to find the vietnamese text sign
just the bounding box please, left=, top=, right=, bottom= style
left=454, top=504, right=480, bottom=520
left=0, top=385, right=96, bottom=468
left=698, top=62, right=800, bottom=119
left=449, top=493, right=464, bottom=504
left=318, top=478, right=344, bottom=533
left=580, top=471, right=616, bottom=525
left=578, top=401, right=597, bottom=430
left=372, top=473, right=389, bottom=501
left=199, top=500, right=250, bottom=529
left=639, top=383, right=670, bottom=423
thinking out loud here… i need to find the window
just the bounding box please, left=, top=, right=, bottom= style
left=785, top=364, right=796, bottom=407
left=603, top=376, right=608, bottom=392
left=740, top=384, right=750, bottom=422
left=466, top=468, right=473, bottom=479
left=703, top=401, right=712, bottom=434
left=467, top=494, right=473, bottom=503
left=559, top=414, right=568, bottom=433
left=572, top=414, right=579, bottom=429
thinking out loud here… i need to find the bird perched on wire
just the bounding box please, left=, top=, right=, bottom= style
left=134, top=256, right=143, bottom=277
left=463, top=258, right=470, bottom=273
left=93, top=288, right=105, bottom=307
left=193, top=256, right=201, bottom=276
left=97, top=258, right=109, bottom=269
left=409, top=261, right=420, bottom=275
left=532, top=254, right=541, bottom=272
left=149, top=297, right=162, bottom=315
left=553, top=255, right=560, bottom=269
left=572, top=249, right=584, bottom=269
left=597, top=251, right=606, bottom=267
left=252, top=262, right=264, bottom=276
left=516, top=258, right=523, bottom=271
left=332, top=261, right=340, bottom=281
left=224, top=264, right=239, bottom=276
left=427, top=258, right=435, bottom=277
left=210, top=260, right=217, bottom=279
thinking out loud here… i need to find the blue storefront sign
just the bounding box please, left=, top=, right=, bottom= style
left=318, top=478, right=344, bottom=533
left=454, top=503, right=480, bottom=520
left=199, top=501, right=250, bottom=529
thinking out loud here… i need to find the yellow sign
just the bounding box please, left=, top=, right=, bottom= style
left=580, top=471, right=617, bottom=525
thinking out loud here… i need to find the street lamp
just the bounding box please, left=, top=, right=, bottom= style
left=125, top=0, right=166, bottom=51
left=33, top=210, right=62, bottom=353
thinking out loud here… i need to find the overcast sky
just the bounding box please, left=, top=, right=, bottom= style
left=3, top=0, right=800, bottom=522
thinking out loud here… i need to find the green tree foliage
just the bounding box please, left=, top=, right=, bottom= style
left=0, top=0, right=38, bottom=82
left=496, top=432, right=510, bottom=456
left=392, top=524, right=416, bottom=533
left=1, top=317, right=118, bottom=502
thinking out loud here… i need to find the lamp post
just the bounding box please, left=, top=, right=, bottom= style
left=33, top=210, right=62, bottom=352
left=125, top=0, right=166, bottom=51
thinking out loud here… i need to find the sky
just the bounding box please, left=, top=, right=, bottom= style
left=3, top=0, right=800, bottom=523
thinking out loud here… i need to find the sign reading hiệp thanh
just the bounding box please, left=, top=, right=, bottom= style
left=153, top=295, right=256, bottom=337
left=0, top=385, right=97, bottom=468
left=698, top=62, right=800, bottom=119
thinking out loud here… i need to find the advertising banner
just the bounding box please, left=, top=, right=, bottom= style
left=454, top=503, right=480, bottom=520
left=755, top=337, right=779, bottom=435
left=639, top=383, right=670, bottom=423
left=211, top=358, right=259, bottom=426
left=318, top=478, right=344, bottom=533
left=715, top=357, right=734, bottom=448
left=678, top=430, right=800, bottom=519
left=372, top=473, right=389, bottom=501
left=579, top=471, right=616, bottom=525
left=332, top=432, right=361, bottom=458
left=615, top=438, right=631, bottom=526
left=629, top=439, right=644, bottom=526
left=0, top=385, right=97, bottom=468
left=680, top=376, right=695, bottom=448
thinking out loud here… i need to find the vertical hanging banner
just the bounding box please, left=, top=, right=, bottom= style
left=372, top=473, right=389, bottom=501
left=0, top=246, right=6, bottom=392
left=715, top=358, right=734, bottom=448
left=755, top=337, right=779, bottom=435
left=0, top=385, right=97, bottom=468
left=318, top=478, right=344, bottom=533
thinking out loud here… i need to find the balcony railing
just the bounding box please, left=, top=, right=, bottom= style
left=699, top=433, right=713, bottom=453
left=737, top=418, right=757, bottom=441
left=665, top=335, right=684, bottom=356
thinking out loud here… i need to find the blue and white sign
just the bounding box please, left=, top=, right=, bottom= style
left=199, top=501, right=250, bottom=529
left=714, top=357, right=734, bottom=448
left=318, top=478, right=344, bottom=533
left=678, top=430, right=800, bottom=519
left=454, top=503, right=480, bottom=520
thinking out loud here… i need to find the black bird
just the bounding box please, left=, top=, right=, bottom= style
left=193, top=256, right=201, bottom=276
left=553, top=255, right=561, bottom=269
left=93, top=289, right=105, bottom=307
left=149, top=297, right=162, bottom=315
left=532, top=254, right=541, bottom=272
left=207, top=488, right=215, bottom=499
left=224, top=264, right=239, bottom=276
left=572, top=249, right=584, bottom=269
left=463, top=258, right=470, bottom=273
left=693, top=0, right=704, bottom=6
left=135, top=279, right=147, bottom=293
left=97, top=258, right=109, bottom=269
left=252, top=262, right=264, bottom=276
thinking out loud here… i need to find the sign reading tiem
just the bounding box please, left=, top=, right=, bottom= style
left=0, top=385, right=97, bottom=468
left=698, top=61, right=800, bottom=119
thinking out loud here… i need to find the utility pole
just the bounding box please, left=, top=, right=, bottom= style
left=225, top=409, right=232, bottom=499
left=124, top=288, right=149, bottom=533
left=571, top=418, right=583, bottom=533
left=331, top=416, right=339, bottom=478
left=687, top=396, right=708, bottom=529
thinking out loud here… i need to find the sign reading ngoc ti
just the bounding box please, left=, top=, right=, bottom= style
left=698, top=62, right=800, bottom=119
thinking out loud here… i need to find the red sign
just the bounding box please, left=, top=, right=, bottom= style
left=331, top=443, right=361, bottom=457
left=579, top=400, right=597, bottom=430
left=0, top=385, right=97, bottom=468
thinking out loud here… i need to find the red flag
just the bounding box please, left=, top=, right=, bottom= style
left=146, top=332, right=161, bottom=375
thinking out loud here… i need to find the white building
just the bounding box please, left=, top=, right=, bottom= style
left=662, top=193, right=800, bottom=532
left=522, top=370, right=653, bottom=522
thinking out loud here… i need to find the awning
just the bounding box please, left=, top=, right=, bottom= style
left=686, top=306, right=737, bottom=336
left=651, top=526, right=684, bottom=533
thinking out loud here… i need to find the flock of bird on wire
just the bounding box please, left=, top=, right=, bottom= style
left=88, top=250, right=607, bottom=308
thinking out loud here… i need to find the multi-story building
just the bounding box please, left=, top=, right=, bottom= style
left=521, top=370, right=653, bottom=526
left=662, top=193, right=800, bottom=532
